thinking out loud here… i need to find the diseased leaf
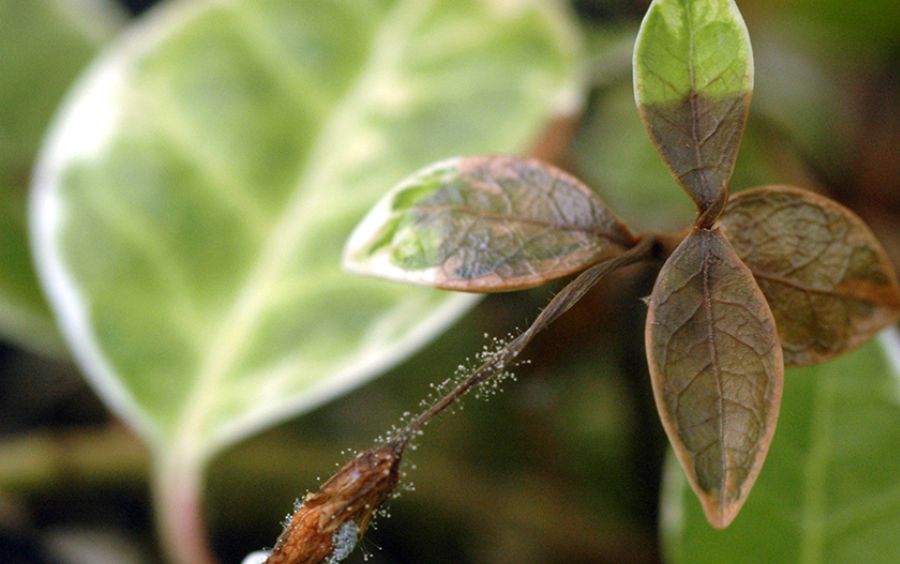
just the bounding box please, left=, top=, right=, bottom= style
left=0, top=0, right=122, bottom=354
left=344, top=156, right=635, bottom=292
left=719, top=186, right=900, bottom=366
left=663, top=333, right=900, bottom=563
left=31, top=0, right=582, bottom=459
left=645, top=228, right=783, bottom=528
left=633, top=0, right=753, bottom=215
left=569, top=79, right=816, bottom=233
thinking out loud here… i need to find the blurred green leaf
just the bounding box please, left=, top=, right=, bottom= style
left=344, top=156, right=634, bottom=292
left=663, top=333, right=900, bottom=563
left=31, top=0, right=583, bottom=460
left=0, top=0, right=122, bottom=354
left=633, top=0, right=753, bottom=213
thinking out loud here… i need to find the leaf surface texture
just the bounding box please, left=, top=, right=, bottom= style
left=720, top=186, right=900, bottom=365
left=646, top=228, right=783, bottom=527
left=345, top=156, right=634, bottom=291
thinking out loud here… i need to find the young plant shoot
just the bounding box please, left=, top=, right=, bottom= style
left=264, top=0, right=900, bottom=560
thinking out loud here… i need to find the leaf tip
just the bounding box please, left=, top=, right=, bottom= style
left=699, top=494, right=741, bottom=529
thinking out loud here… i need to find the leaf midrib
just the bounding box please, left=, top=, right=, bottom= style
left=798, top=374, right=834, bottom=564
left=700, top=233, right=727, bottom=515
left=174, top=0, right=434, bottom=456
left=412, top=203, right=631, bottom=245
left=681, top=0, right=714, bottom=207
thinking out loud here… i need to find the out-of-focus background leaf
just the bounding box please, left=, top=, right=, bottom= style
left=0, top=0, right=897, bottom=563
left=0, top=0, right=123, bottom=355
left=662, top=333, right=900, bottom=563
left=31, top=0, right=582, bottom=464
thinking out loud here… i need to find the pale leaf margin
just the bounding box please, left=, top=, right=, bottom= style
left=30, top=1, right=229, bottom=449
left=29, top=0, right=583, bottom=455
left=29, top=2, right=478, bottom=453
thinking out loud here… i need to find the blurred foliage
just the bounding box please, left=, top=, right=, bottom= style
left=32, top=0, right=581, bottom=467
left=0, top=0, right=122, bottom=355
left=0, top=1, right=898, bottom=563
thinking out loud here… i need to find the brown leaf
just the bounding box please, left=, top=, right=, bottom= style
left=639, top=92, right=750, bottom=217
left=719, top=186, right=900, bottom=366
left=646, top=228, right=783, bottom=528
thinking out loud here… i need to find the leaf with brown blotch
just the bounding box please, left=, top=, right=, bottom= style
left=344, top=156, right=636, bottom=292
left=646, top=228, right=783, bottom=528
left=633, top=0, right=754, bottom=219
left=719, top=186, right=900, bottom=366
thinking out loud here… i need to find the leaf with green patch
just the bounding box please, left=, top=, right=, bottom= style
left=0, top=0, right=122, bottom=354
left=633, top=0, right=753, bottom=216
left=569, top=78, right=815, bottom=233
left=663, top=333, right=900, bottom=561
left=645, top=227, right=783, bottom=528
left=344, top=156, right=635, bottom=292
left=720, top=186, right=900, bottom=366
left=31, top=0, right=582, bottom=462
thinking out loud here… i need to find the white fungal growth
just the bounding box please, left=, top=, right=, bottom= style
left=240, top=551, right=270, bottom=564
left=326, top=520, right=360, bottom=563
left=470, top=331, right=521, bottom=400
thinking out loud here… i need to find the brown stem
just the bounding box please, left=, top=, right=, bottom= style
left=403, top=236, right=656, bottom=438
left=695, top=190, right=728, bottom=229
left=259, top=231, right=675, bottom=562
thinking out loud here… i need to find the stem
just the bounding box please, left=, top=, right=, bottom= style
left=261, top=236, right=665, bottom=560
left=404, top=237, right=656, bottom=437
left=153, top=450, right=217, bottom=564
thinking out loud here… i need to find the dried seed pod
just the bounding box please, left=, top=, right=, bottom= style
left=265, top=443, right=403, bottom=564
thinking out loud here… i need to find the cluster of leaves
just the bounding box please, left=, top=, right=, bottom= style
left=342, top=0, right=900, bottom=546
left=4, top=0, right=899, bottom=562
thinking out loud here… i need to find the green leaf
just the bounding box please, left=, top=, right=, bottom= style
left=31, top=0, right=582, bottom=458
left=645, top=228, right=783, bottom=528
left=663, top=333, right=900, bottom=562
left=344, top=156, right=635, bottom=292
left=720, top=186, right=900, bottom=366
left=0, top=0, right=122, bottom=354
left=633, top=0, right=753, bottom=215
